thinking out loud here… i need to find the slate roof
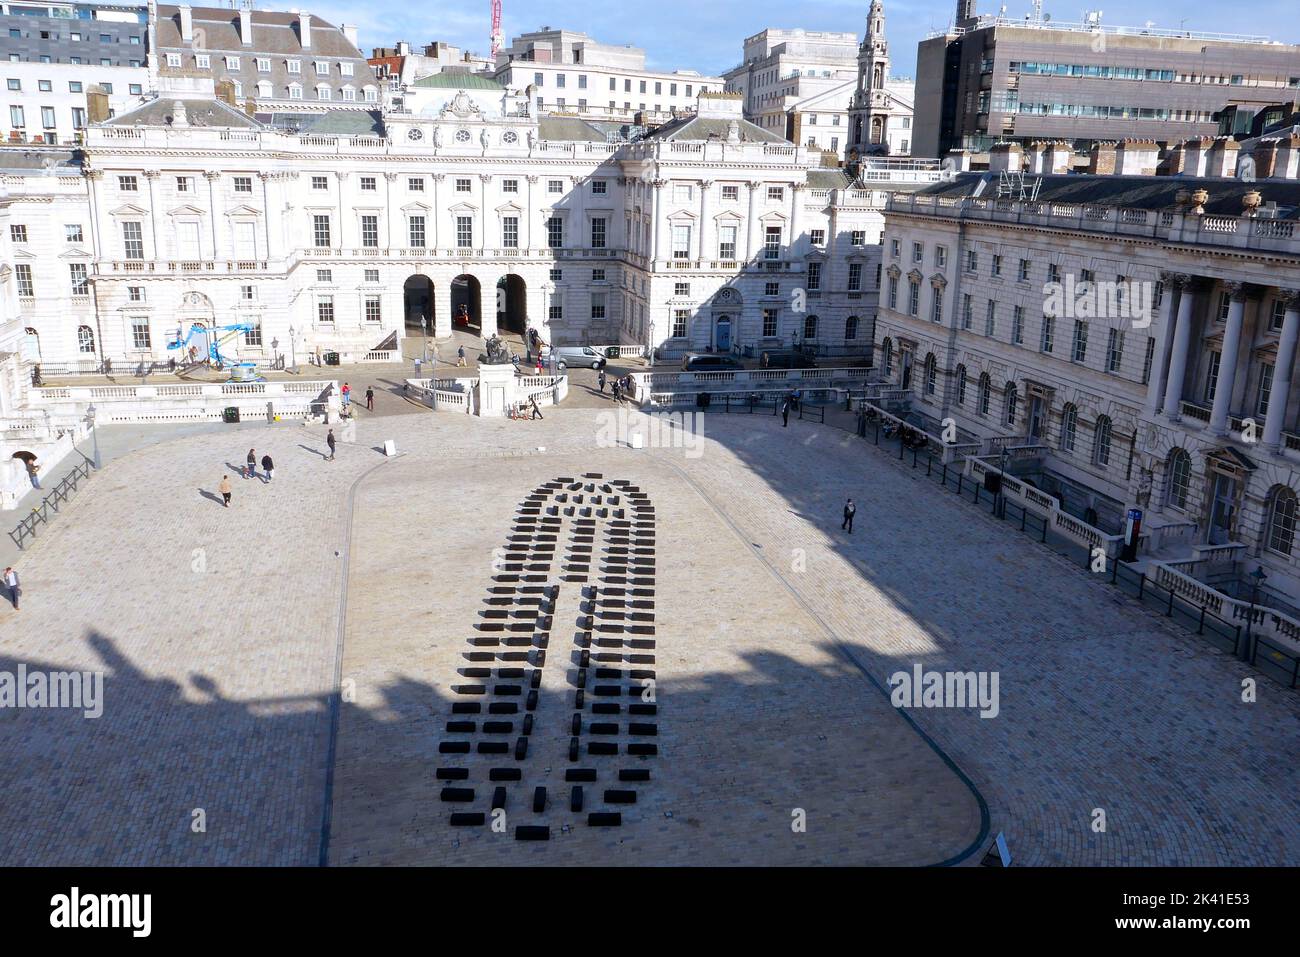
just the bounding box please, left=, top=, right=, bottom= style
left=101, top=96, right=262, bottom=129
left=538, top=115, right=608, bottom=142
left=411, top=72, right=503, bottom=91
left=0, top=148, right=82, bottom=174
left=807, top=169, right=851, bottom=190
left=301, top=110, right=386, bottom=136
left=914, top=172, right=1300, bottom=220
left=641, top=114, right=787, bottom=144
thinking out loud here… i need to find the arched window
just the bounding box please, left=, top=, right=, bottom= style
left=1004, top=382, right=1018, bottom=426
left=803, top=314, right=818, bottom=340
left=844, top=315, right=858, bottom=340
left=1165, top=448, right=1192, bottom=511
left=1093, top=415, right=1113, bottom=467
left=1267, top=486, right=1297, bottom=555
left=76, top=325, right=95, bottom=354
left=924, top=352, right=937, bottom=395
left=881, top=337, right=893, bottom=376
left=1060, top=404, right=1077, bottom=452
left=256, top=80, right=272, bottom=99
left=978, top=373, right=991, bottom=416
left=955, top=364, right=967, bottom=405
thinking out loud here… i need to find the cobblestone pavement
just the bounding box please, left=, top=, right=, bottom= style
left=1, top=403, right=1296, bottom=865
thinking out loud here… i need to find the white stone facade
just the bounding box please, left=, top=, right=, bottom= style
left=877, top=172, right=1300, bottom=604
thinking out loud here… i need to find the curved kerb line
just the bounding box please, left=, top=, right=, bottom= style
left=656, top=452, right=993, bottom=868
left=317, top=454, right=393, bottom=867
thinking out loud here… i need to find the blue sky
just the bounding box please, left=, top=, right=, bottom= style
left=308, top=0, right=1300, bottom=78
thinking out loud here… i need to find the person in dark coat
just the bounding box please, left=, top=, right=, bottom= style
left=326, top=429, right=336, bottom=461
left=842, top=498, right=856, bottom=534
left=781, top=400, right=790, bottom=427
left=261, top=454, right=274, bottom=482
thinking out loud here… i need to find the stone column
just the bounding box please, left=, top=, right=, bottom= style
left=697, top=179, right=712, bottom=262
left=1144, top=272, right=1180, bottom=416
left=1163, top=275, right=1197, bottom=422
left=1209, top=281, right=1247, bottom=436
left=334, top=171, right=348, bottom=250
left=1263, top=289, right=1300, bottom=451
left=789, top=182, right=802, bottom=259
left=432, top=278, right=452, bottom=339
left=652, top=180, right=668, bottom=262
left=479, top=173, right=493, bottom=250
left=431, top=173, right=445, bottom=250
left=525, top=175, right=538, bottom=250
left=746, top=180, right=762, bottom=260
left=383, top=172, right=398, bottom=248
left=204, top=171, right=221, bottom=256
left=143, top=169, right=161, bottom=260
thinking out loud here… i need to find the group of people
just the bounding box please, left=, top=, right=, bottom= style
left=338, top=383, right=376, bottom=416
left=215, top=429, right=338, bottom=507
left=597, top=369, right=633, bottom=403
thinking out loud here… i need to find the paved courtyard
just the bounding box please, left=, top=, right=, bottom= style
left=0, top=400, right=1297, bottom=865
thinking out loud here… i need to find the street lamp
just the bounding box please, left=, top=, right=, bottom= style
left=421, top=316, right=429, bottom=364
left=288, top=325, right=299, bottom=375
left=86, top=403, right=100, bottom=470
left=1244, top=565, right=1268, bottom=661
left=270, top=337, right=280, bottom=370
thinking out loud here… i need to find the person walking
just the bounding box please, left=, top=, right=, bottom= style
left=365, top=386, right=375, bottom=412
left=457, top=344, right=467, bottom=368
left=3, top=566, right=19, bottom=610
left=218, top=475, right=232, bottom=507
left=261, top=453, right=274, bottom=482
left=326, top=429, right=336, bottom=461
left=611, top=380, right=621, bottom=404
left=341, top=382, right=351, bottom=410
left=598, top=369, right=607, bottom=394
left=26, top=458, right=40, bottom=490
left=781, top=399, right=790, bottom=427
left=842, top=498, right=856, bottom=534
left=534, top=355, right=542, bottom=375
left=246, top=448, right=257, bottom=480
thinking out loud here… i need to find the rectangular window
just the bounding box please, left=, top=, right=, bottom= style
left=1072, top=320, right=1089, bottom=362
left=548, top=179, right=563, bottom=194
left=590, top=292, right=606, bottom=320
left=360, top=215, right=379, bottom=247
left=1106, top=328, right=1124, bottom=373
left=546, top=217, right=564, bottom=248
left=313, top=215, right=331, bottom=248
left=590, top=217, right=606, bottom=249
left=851, top=230, right=866, bottom=246
left=1012, top=305, right=1025, bottom=344
left=767, top=186, right=784, bottom=202
left=931, top=289, right=943, bottom=323
left=408, top=177, right=424, bottom=191
left=128, top=286, right=144, bottom=303
left=1218, top=291, right=1231, bottom=321
left=364, top=269, right=380, bottom=284
left=672, top=309, right=688, bottom=338
left=15, top=263, right=33, bottom=297
left=806, top=262, right=822, bottom=291
left=365, top=296, right=382, bottom=323
left=41, top=107, right=55, bottom=129
left=244, top=322, right=263, bottom=346
left=1048, top=263, right=1060, bottom=284
left=591, top=179, right=607, bottom=195
left=847, top=263, right=862, bottom=292
left=502, top=179, right=518, bottom=193
left=592, top=268, right=605, bottom=282
left=985, top=301, right=997, bottom=337
left=457, top=216, right=473, bottom=248
left=888, top=277, right=898, bottom=310
left=1257, top=363, right=1274, bottom=416
left=502, top=216, right=518, bottom=248
left=1204, top=351, right=1221, bottom=402
left=935, top=245, right=947, bottom=267
left=810, top=229, right=826, bottom=246
left=312, top=176, right=329, bottom=190
left=912, top=242, right=923, bottom=263
left=548, top=301, right=563, bottom=321
left=408, top=215, right=425, bottom=248
left=233, top=176, right=253, bottom=193
left=65, top=224, right=83, bottom=243
left=674, top=282, right=691, bottom=297
left=718, top=225, right=737, bottom=260
left=991, top=254, right=1002, bottom=277
left=122, top=221, right=144, bottom=259
left=1271, top=298, right=1287, bottom=332
left=257, top=57, right=271, bottom=73
left=317, top=296, right=335, bottom=325
left=962, top=294, right=973, bottom=330
left=1041, top=315, right=1055, bottom=353
left=360, top=176, right=377, bottom=191
left=764, top=282, right=780, bottom=297
left=456, top=177, right=471, bottom=193
left=316, top=269, right=333, bottom=284
left=762, top=308, right=778, bottom=338
left=9, top=224, right=26, bottom=243
left=119, top=175, right=137, bottom=191
left=908, top=281, right=920, bottom=317
left=764, top=226, right=781, bottom=260
left=69, top=263, right=89, bottom=296
left=672, top=225, right=691, bottom=259
left=1018, top=259, right=1030, bottom=281
left=240, top=285, right=256, bottom=301
left=966, top=250, right=977, bottom=272
left=131, top=319, right=151, bottom=350
left=722, top=185, right=739, bottom=201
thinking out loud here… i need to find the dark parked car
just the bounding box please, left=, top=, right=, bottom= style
left=760, top=350, right=817, bottom=370
left=681, top=353, right=744, bottom=372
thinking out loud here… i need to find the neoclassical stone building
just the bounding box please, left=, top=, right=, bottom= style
left=3, top=77, right=928, bottom=373
left=876, top=144, right=1300, bottom=605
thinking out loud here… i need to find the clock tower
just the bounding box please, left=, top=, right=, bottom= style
left=847, top=0, right=893, bottom=161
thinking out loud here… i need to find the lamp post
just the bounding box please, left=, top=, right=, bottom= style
left=86, top=403, right=100, bottom=469
left=421, top=316, right=429, bottom=363
left=288, top=325, right=299, bottom=375
left=270, top=337, right=280, bottom=370
left=647, top=321, right=655, bottom=365
left=1243, top=564, right=1268, bottom=662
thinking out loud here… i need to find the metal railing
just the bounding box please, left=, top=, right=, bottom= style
left=7, top=454, right=96, bottom=551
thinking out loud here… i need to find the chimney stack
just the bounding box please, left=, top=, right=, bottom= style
left=179, top=5, right=193, bottom=44
left=1086, top=141, right=1118, bottom=175
left=1270, top=134, right=1300, bottom=180
left=1182, top=136, right=1212, bottom=177
left=987, top=141, right=1023, bottom=173
left=1115, top=138, right=1159, bottom=176
left=342, top=24, right=358, bottom=48
left=239, top=7, right=252, bottom=46
left=299, top=12, right=312, bottom=50
left=215, top=78, right=237, bottom=106
left=1205, top=136, right=1240, bottom=178
left=86, top=86, right=111, bottom=124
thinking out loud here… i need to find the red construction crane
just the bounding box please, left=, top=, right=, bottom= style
left=490, top=0, right=503, bottom=59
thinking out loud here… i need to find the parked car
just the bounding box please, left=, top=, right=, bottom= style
left=681, top=353, right=744, bottom=372
left=541, top=345, right=608, bottom=371
left=760, top=350, right=817, bottom=370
